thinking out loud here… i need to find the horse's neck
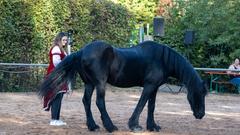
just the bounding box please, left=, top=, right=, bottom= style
left=159, top=45, right=201, bottom=89
left=172, top=57, right=200, bottom=88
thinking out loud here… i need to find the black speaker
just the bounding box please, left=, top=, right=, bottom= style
left=153, top=17, right=164, bottom=37
left=184, top=30, right=195, bottom=45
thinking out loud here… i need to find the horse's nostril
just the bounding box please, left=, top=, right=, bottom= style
left=194, top=112, right=205, bottom=119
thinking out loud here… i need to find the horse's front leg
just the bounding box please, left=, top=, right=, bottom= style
left=96, top=84, right=118, bottom=132
left=147, top=88, right=161, bottom=131
left=128, top=84, right=156, bottom=132
left=82, top=84, right=99, bottom=131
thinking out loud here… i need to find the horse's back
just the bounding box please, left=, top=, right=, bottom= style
left=107, top=41, right=169, bottom=87
left=79, top=40, right=180, bottom=87
left=81, top=41, right=112, bottom=58
left=108, top=46, right=146, bottom=87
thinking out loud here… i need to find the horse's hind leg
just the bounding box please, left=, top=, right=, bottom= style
left=95, top=84, right=118, bottom=132
left=128, top=84, right=157, bottom=131
left=82, top=83, right=99, bottom=131
left=147, top=88, right=161, bottom=131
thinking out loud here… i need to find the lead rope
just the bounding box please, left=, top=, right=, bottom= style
left=165, top=84, right=185, bottom=94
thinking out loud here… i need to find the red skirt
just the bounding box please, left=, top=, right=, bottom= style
left=43, top=76, right=68, bottom=111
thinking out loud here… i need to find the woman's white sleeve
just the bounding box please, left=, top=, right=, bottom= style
left=52, top=46, right=62, bottom=67
left=228, top=65, right=234, bottom=70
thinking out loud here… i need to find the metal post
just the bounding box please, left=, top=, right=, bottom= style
left=139, top=24, right=144, bottom=43
left=67, top=29, right=73, bottom=91
left=146, top=23, right=149, bottom=36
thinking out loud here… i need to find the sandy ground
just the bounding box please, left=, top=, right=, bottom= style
left=0, top=85, right=240, bottom=135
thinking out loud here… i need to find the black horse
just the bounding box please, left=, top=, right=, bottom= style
left=39, top=41, right=207, bottom=132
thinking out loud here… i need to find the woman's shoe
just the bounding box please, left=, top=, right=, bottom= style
left=50, top=120, right=67, bottom=126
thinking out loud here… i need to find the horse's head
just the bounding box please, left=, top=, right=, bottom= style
left=187, top=81, right=208, bottom=119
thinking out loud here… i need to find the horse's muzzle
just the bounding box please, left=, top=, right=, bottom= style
left=194, top=111, right=205, bottom=119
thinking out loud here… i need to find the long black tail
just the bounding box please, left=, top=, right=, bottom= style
left=38, top=51, right=82, bottom=98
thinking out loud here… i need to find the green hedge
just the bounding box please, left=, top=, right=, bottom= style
left=0, top=0, right=134, bottom=63
left=0, top=0, right=135, bottom=92
left=2, top=0, right=240, bottom=92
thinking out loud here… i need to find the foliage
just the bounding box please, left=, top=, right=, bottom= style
left=0, top=0, right=134, bottom=92
left=115, top=0, right=157, bottom=23
left=114, top=0, right=159, bottom=44
left=0, top=0, right=34, bottom=63
left=158, top=0, right=240, bottom=68
left=1, top=0, right=240, bottom=92
left=89, top=0, right=133, bottom=47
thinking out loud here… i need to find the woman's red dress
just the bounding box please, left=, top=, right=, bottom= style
left=43, top=46, right=68, bottom=111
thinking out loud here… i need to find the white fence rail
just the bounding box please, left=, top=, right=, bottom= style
left=1, top=63, right=240, bottom=72
left=0, top=63, right=48, bottom=67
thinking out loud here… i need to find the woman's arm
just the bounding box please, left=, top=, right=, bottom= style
left=51, top=46, right=62, bottom=67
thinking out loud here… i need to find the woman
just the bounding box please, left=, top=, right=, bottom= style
left=43, top=32, right=68, bottom=126
left=227, top=58, right=240, bottom=78
left=227, top=58, right=240, bottom=93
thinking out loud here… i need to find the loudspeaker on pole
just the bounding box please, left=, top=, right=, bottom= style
left=184, top=30, right=195, bottom=45
left=153, top=17, right=164, bottom=37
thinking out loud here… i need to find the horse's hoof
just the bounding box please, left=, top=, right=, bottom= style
left=131, top=125, right=143, bottom=132
left=106, top=125, right=118, bottom=133
left=147, top=124, right=161, bottom=132
left=88, top=124, right=100, bottom=131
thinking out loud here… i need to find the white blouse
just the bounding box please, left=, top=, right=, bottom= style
left=51, top=46, right=66, bottom=67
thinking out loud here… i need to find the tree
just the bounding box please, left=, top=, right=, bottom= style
left=160, top=0, right=240, bottom=67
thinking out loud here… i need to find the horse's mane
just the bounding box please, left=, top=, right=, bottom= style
left=139, top=41, right=202, bottom=90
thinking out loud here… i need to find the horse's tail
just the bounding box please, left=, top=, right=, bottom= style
left=38, top=51, right=82, bottom=98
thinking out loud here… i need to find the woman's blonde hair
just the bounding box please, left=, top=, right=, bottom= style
left=52, top=32, right=68, bottom=51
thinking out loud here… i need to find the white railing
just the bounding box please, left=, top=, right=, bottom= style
left=1, top=63, right=240, bottom=72
left=0, top=63, right=48, bottom=67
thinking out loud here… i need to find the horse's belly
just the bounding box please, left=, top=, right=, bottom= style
left=108, top=81, right=142, bottom=88
left=107, top=75, right=143, bottom=87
